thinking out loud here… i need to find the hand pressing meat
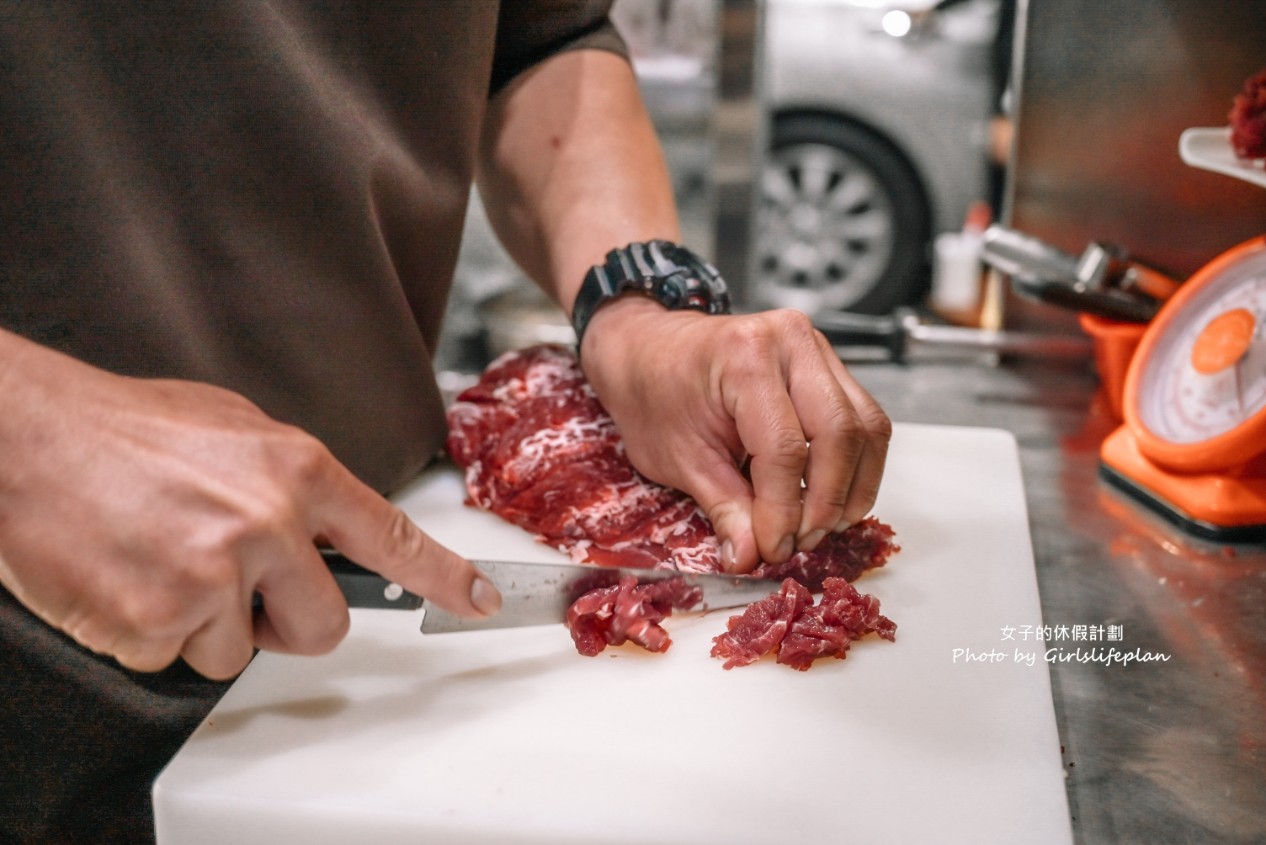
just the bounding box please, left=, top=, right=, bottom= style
left=475, top=55, right=890, bottom=576
left=578, top=300, right=892, bottom=575
left=447, top=345, right=899, bottom=581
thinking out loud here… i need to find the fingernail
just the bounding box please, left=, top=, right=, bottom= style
left=835, top=520, right=852, bottom=534
left=775, top=533, right=795, bottom=562
left=719, top=539, right=737, bottom=570
left=470, top=576, right=502, bottom=616
left=798, top=529, right=827, bottom=553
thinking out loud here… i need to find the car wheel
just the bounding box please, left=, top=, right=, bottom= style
left=754, top=115, right=931, bottom=315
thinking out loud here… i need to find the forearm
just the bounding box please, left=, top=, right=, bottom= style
left=475, top=48, right=681, bottom=313
left=474, top=46, right=890, bottom=574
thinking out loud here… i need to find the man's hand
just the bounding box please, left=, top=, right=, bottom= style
left=580, top=299, right=891, bottom=574
left=0, top=333, right=500, bottom=680
left=473, top=45, right=891, bottom=570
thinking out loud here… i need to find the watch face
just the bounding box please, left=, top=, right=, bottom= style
left=1135, top=244, right=1266, bottom=446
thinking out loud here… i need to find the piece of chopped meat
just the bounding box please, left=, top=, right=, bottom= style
left=566, top=576, right=703, bottom=656
left=708, top=578, right=814, bottom=669
left=1230, top=67, right=1266, bottom=160
left=446, top=345, right=899, bottom=580
left=751, top=518, right=899, bottom=591
left=776, top=577, right=897, bottom=670
left=711, top=577, right=896, bottom=671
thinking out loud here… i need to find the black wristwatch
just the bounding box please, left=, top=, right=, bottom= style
left=571, top=240, right=732, bottom=348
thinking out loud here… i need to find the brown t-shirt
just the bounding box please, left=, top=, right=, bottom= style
left=0, top=4, right=623, bottom=842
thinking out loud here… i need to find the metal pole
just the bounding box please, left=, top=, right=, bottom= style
left=710, top=0, right=766, bottom=308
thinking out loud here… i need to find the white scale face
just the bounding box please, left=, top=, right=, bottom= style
left=1136, top=249, right=1266, bottom=444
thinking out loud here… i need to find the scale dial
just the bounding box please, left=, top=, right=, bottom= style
left=1126, top=236, right=1266, bottom=472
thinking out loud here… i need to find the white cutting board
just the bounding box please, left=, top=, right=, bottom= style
left=153, top=423, right=1073, bottom=845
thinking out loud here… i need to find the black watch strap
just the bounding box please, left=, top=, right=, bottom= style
left=571, top=240, right=731, bottom=348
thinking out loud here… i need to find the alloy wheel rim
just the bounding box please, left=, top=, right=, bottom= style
left=756, top=141, right=897, bottom=312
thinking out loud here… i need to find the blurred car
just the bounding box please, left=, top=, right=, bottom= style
left=755, top=0, right=1002, bottom=315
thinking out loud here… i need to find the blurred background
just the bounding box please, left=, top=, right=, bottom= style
left=438, top=0, right=1266, bottom=370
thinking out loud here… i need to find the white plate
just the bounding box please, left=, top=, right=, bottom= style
left=1179, top=127, right=1266, bottom=189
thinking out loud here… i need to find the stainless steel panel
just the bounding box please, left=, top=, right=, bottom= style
left=1006, top=0, right=1266, bottom=329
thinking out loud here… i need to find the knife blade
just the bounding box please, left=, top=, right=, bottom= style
left=316, top=550, right=781, bottom=634
left=420, top=559, right=782, bottom=634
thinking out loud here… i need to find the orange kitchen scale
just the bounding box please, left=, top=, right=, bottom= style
left=1099, top=127, right=1266, bottom=541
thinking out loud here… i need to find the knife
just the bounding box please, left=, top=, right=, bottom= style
left=317, top=550, right=781, bottom=634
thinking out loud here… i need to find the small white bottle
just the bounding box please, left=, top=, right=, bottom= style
left=930, top=201, right=992, bottom=324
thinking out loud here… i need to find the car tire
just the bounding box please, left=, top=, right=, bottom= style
left=755, top=114, right=931, bottom=315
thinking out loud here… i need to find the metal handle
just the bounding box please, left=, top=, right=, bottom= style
left=981, top=226, right=1081, bottom=284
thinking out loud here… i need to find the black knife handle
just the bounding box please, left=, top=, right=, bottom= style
left=319, top=549, right=424, bottom=610
left=811, top=310, right=906, bottom=360
left=251, top=550, right=424, bottom=613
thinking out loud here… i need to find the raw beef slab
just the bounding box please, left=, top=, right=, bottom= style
left=445, top=344, right=899, bottom=585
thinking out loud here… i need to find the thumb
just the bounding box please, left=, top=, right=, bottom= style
left=676, top=461, right=760, bottom=575
left=312, top=470, right=502, bottom=618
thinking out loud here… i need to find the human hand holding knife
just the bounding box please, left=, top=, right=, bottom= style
left=316, top=550, right=781, bottom=633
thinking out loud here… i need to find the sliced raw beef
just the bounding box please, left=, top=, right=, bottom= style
left=711, top=577, right=896, bottom=671
left=446, top=344, right=900, bottom=581
left=566, top=576, right=703, bottom=656
left=708, top=578, right=814, bottom=669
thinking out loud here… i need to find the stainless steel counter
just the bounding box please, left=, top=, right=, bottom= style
left=852, top=357, right=1266, bottom=845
